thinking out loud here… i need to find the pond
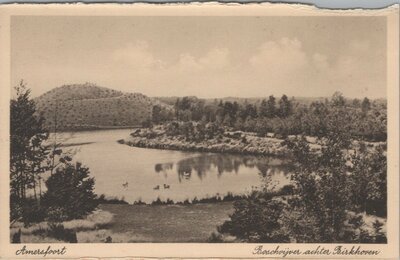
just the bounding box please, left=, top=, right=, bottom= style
left=56, top=129, right=292, bottom=203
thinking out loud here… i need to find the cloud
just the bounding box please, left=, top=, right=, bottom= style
left=28, top=38, right=382, bottom=98
left=199, top=48, right=230, bottom=70
left=111, top=43, right=230, bottom=75
left=112, top=41, right=164, bottom=69
left=176, top=53, right=202, bottom=71
left=243, top=37, right=384, bottom=98
left=176, top=48, right=230, bottom=72
left=249, top=38, right=307, bottom=73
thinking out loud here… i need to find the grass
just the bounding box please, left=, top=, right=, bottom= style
left=12, top=202, right=234, bottom=243
left=99, top=202, right=234, bottom=242
left=10, top=209, right=115, bottom=243
left=11, top=201, right=386, bottom=243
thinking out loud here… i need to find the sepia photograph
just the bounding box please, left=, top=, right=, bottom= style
left=0, top=3, right=399, bottom=259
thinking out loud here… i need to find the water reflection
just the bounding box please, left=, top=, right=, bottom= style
left=67, top=129, right=293, bottom=203
left=155, top=163, right=173, bottom=173
left=155, top=154, right=291, bottom=183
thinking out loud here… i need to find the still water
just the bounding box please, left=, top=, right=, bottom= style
left=57, top=129, right=292, bottom=203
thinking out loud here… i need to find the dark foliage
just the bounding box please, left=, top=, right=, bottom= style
left=151, top=197, right=175, bottom=205
left=96, top=194, right=129, bottom=205
left=207, top=232, right=224, bottom=243
left=12, top=229, right=21, bottom=243
left=42, top=162, right=98, bottom=221
left=218, top=195, right=289, bottom=243
left=48, top=223, right=78, bottom=243
left=21, top=199, right=47, bottom=225
left=217, top=127, right=387, bottom=243
left=10, top=81, right=49, bottom=223
left=132, top=199, right=146, bottom=205
left=158, top=92, right=386, bottom=142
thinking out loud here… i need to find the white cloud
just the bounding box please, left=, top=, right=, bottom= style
left=176, top=53, right=202, bottom=71
left=242, top=37, right=383, bottom=98
left=176, top=48, right=230, bottom=72
left=112, top=41, right=164, bottom=69
left=111, top=44, right=230, bottom=75
left=54, top=38, right=382, bottom=98
left=198, top=48, right=230, bottom=70
left=249, top=38, right=307, bottom=73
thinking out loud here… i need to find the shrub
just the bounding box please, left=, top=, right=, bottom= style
left=279, top=184, right=295, bottom=196
left=207, top=232, right=224, bottom=243
left=21, top=200, right=47, bottom=225
left=12, top=229, right=21, bottom=243
left=218, top=130, right=387, bottom=243
left=96, top=194, right=128, bottom=205
left=133, top=199, right=146, bottom=205
left=48, top=223, right=77, bottom=243
left=151, top=197, right=175, bottom=205
left=46, top=206, right=70, bottom=222
left=42, top=162, right=98, bottom=221
left=218, top=197, right=289, bottom=243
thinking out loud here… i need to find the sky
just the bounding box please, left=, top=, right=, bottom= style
left=11, top=16, right=387, bottom=98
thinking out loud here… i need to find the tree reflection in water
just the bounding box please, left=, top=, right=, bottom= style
left=151, top=154, right=292, bottom=183
left=154, top=162, right=173, bottom=178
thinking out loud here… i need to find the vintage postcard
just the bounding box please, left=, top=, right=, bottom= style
left=0, top=3, right=398, bottom=259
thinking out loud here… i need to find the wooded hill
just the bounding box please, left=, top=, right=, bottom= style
left=34, top=83, right=168, bottom=131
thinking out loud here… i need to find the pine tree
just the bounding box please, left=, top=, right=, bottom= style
left=278, top=94, right=292, bottom=118
left=266, top=95, right=276, bottom=118
left=43, top=162, right=98, bottom=221
left=10, top=81, right=49, bottom=222
left=361, top=97, right=371, bottom=114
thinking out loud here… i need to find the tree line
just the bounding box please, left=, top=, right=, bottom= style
left=151, top=92, right=386, bottom=142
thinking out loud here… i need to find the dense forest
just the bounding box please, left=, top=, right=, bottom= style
left=151, top=92, right=387, bottom=142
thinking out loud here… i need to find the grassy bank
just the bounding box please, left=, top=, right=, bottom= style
left=12, top=201, right=386, bottom=243
left=98, top=202, right=234, bottom=242
left=12, top=202, right=235, bottom=243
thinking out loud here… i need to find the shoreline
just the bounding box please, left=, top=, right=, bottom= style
left=48, top=125, right=143, bottom=134
left=119, top=138, right=289, bottom=157
left=119, top=126, right=386, bottom=157
left=118, top=129, right=316, bottom=157
left=98, top=187, right=296, bottom=206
